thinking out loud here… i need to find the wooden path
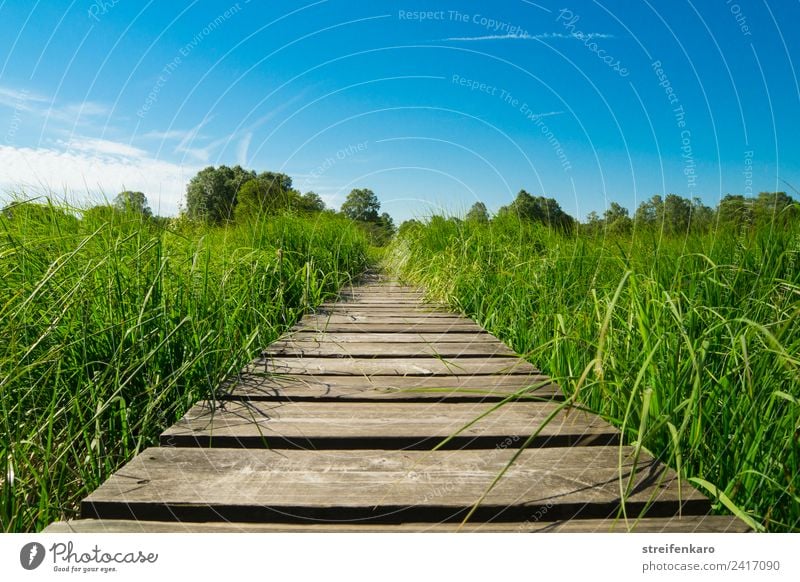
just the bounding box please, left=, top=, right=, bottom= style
left=45, top=274, right=747, bottom=532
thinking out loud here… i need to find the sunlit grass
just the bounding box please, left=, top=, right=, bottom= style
left=389, top=215, right=800, bottom=532
left=0, top=198, right=369, bottom=532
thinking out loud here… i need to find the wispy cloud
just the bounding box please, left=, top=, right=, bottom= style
left=173, top=118, right=214, bottom=162
left=0, top=87, right=49, bottom=111
left=58, top=137, right=148, bottom=158
left=236, top=132, right=252, bottom=166
left=0, top=85, right=198, bottom=213
left=138, top=120, right=215, bottom=163
left=0, top=143, right=197, bottom=215
left=140, top=128, right=200, bottom=141
left=443, top=32, right=614, bottom=42
left=527, top=110, right=564, bottom=119
left=0, top=84, right=112, bottom=129
left=47, top=101, right=111, bottom=124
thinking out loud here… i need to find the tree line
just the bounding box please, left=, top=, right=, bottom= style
left=1, top=165, right=397, bottom=246
left=182, top=164, right=395, bottom=244
left=437, top=189, right=798, bottom=235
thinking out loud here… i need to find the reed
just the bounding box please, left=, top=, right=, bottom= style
left=0, top=198, right=369, bottom=532
left=389, top=214, right=800, bottom=531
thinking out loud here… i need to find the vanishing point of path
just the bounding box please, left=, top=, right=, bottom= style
left=45, top=273, right=747, bottom=532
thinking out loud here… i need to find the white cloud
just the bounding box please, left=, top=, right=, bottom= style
left=236, top=132, right=252, bottom=166
left=140, top=128, right=199, bottom=141
left=0, top=143, right=198, bottom=215
left=443, top=32, right=614, bottom=42
left=527, top=110, right=564, bottom=119
left=0, top=85, right=113, bottom=128
left=59, top=137, right=148, bottom=158
left=173, top=118, right=214, bottom=162
left=45, top=101, right=112, bottom=125
left=0, top=87, right=49, bottom=112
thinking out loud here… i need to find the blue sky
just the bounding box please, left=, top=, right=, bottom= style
left=0, top=0, right=798, bottom=222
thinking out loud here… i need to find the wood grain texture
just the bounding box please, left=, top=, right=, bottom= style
left=317, top=304, right=449, bottom=312
left=284, top=332, right=505, bottom=343
left=81, top=446, right=709, bottom=523
left=43, top=515, right=750, bottom=533
left=339, top=289, right=425, bottom=301
left=299, top=314, right=474, bottom=324
left=264, top=341, right=515, bottom=358
left=223, top=372, right=562, bottom=401
left=341, top=288, right=420, bottom=294
left=324, top=302, right=438, bottom=307
left=313, top=309, right=461, bottom=318
left=55, top=274, right=746, bottom=534
left=251, top=357, right=539, bottom=376
left=293, top=322, right=489, bottom=333
left=160, top=401, right=618, bottom=449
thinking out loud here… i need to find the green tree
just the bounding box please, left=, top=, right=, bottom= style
left=497, top=190, right=574, bottom=232
left=663, top=194, right=693, bottom=233
left=603, top=202, right=632, bottom=234
left=465, top=201, right=489, bottom=223
left=581, top=210, right=602, bottom=236
left=379, top=212, right=395, bottom=235
left=234, top=171, right=296, bottom=221
left=185, top=165, right=255, bottom=224
left=690, top=198, right=714, bottom=232
left=717, top=194, right=751, bottom=226
left=298, top=191, right=326, bottom=213
left=398, top=219, right=422, bottom=236
left=341, top=188, right=380, bottom=222
left=634, top=195, right=663, bottom=226
left=114, top=191, right=151, bottom=217
left=753, top=191, right=795, bottom=225
left=362, top=212, right=396, bottom=246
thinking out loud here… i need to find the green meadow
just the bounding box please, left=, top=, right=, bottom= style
left=0, top=199, right=369, bottom=532
left=389, top=205, right=800, bottom=532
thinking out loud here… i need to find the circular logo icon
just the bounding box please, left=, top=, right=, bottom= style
left=20, top=542, right=46, bottom=570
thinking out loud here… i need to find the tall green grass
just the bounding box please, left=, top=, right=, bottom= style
left=0, top=199, right=369, bottom=532
left=389, top=215, right=800, bottom=532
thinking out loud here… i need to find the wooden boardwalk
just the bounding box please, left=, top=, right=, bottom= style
left=45, top=274, right=747, bottom=532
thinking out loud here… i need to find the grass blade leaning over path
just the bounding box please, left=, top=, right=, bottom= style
left=389, top=215, right=800, bottom=531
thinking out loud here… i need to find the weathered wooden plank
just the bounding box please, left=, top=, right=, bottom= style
left=314, top=309, right=457, bottom=317
left=299, top=314, right=473, bottom=325
left=293, top=322, right=486, bottom=333
left=81, top=447, right=709, bottom=523
left=324, top=296, right=425, bottom=306
left=252, top=357, right=538, bottom=376
left=319, top=302, right=444, bottom=315
left=341, top=283, right=423, bottom=293
left=317, top=304, right=447, bottom=312
left=52, top=275, right=744, bottom=534
left=43, top=515, right=750, bottom=533
left=285, top=332, right=504, bottom=343
left=339, top=291, right=424, bottom=297
left=223, top=373, right=562, bottom=401
left=160, top=401, right=618, bottom=449
left=264, top=341, right=515, bottom=358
